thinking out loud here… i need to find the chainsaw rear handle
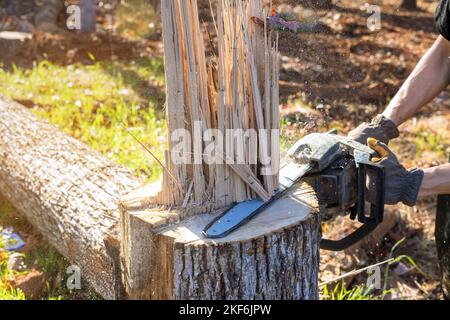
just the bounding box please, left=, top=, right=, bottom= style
left=321, top=222, right=378, bottom=251
left=320, top=160, right=385, bottom=251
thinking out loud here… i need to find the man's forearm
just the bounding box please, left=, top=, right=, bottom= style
left=383, top=36, right=450, bottom=126
left=418, top=164, right=450, bottom=197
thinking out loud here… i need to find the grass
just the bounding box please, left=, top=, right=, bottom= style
left=0, top=59, right=167, bottom=181
left=414, top=131, right=447, bottom=159
left=322, top=282, right=379, bottom=300
left=0, top=238, right=26, bottom=300
left=320, top=238, right=426, bottom=300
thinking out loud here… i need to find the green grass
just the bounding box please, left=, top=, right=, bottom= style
left=322, top=282, right=379, bottom=300
left=0, top=59, right=167, bottom=181
left=26, top=243, right=67, bottom=277
left=320, top=238, right=426, bottom=300
left=0, top=239, right=26, bottom=300
left=414, top=131, right=447, bottom=159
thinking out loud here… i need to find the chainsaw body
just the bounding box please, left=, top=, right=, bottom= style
left=203, top=132, right=386, bottom=251
left=287, top=132, right=386, bottom=251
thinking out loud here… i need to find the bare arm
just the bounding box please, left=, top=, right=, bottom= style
left=383, top=36, right=450, bottom=126
left=419, top=164, right=450, bottom=197
left=382, top=36, right=450, bottom=198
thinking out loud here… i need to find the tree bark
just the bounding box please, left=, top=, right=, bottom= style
left=120, top=182, right=321, bottom=300
left=0, top=98, right=142, bottom=299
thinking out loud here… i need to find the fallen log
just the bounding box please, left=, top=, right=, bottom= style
left=120, top=181, right=321, bottom=300
left=0, top=98, right=142, bottom=299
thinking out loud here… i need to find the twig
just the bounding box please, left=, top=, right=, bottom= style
left=319, top=258, right=395, bottom=288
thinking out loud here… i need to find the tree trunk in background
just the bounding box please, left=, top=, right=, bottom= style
left=80, top=0, right=96, bottom=33
left=0, top=98, right=142, bottom=299
left=400, top=0, right=417, bottom=10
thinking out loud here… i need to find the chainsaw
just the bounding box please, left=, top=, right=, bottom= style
left=202, top=131, right=386, bottom=251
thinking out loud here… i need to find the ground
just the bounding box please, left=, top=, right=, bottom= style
left=0, top=0, right=449, bottom=299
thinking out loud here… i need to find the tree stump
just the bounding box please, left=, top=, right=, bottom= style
left=80, top=0, right=96, bottom=34
left=120, top=182, right=321, bottom=300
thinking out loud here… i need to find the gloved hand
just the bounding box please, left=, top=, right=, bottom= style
left=367, top=138, right=424, bottom=206
left=348, top=114, right=399, bottom=145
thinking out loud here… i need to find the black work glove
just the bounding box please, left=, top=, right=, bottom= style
left=348, top=114, right=399, bottom=145
left=367, top=138, right=424, bottom=207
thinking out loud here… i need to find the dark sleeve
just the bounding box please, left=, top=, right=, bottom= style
left=436, top=0, right=450, bottom=41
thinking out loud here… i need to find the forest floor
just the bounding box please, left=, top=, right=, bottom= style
left=0, top=0, right=449, bottom=299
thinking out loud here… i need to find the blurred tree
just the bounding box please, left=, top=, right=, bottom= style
left=80, top=0, right=96, bottom=33
left=149, top=0, right=161, bottom=14
left=400, top=0, right=418, bottom=10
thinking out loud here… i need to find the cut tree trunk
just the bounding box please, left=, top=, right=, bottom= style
left=120, top=182, right=321, bottom=300
left=0, top=98, right=142, bottom=299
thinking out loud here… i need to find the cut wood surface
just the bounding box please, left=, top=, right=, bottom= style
left=0, top=98, right=142, bottom=299
left=120, top=181, right=321, bottom=300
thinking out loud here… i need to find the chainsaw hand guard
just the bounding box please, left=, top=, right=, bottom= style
left=320, top=159, right=385, bottom=251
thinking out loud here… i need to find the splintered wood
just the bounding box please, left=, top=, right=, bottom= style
left=156, top=0, right=280, bottom=210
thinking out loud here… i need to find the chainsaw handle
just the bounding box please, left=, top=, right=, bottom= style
left=357, top=160, right=385, bottom=224
left=321, top=159, right=385, bottom=251
left=320, top=222, right=378, bottom=251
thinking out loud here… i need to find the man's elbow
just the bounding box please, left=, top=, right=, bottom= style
left=437, top=35, right=450, bottom=57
